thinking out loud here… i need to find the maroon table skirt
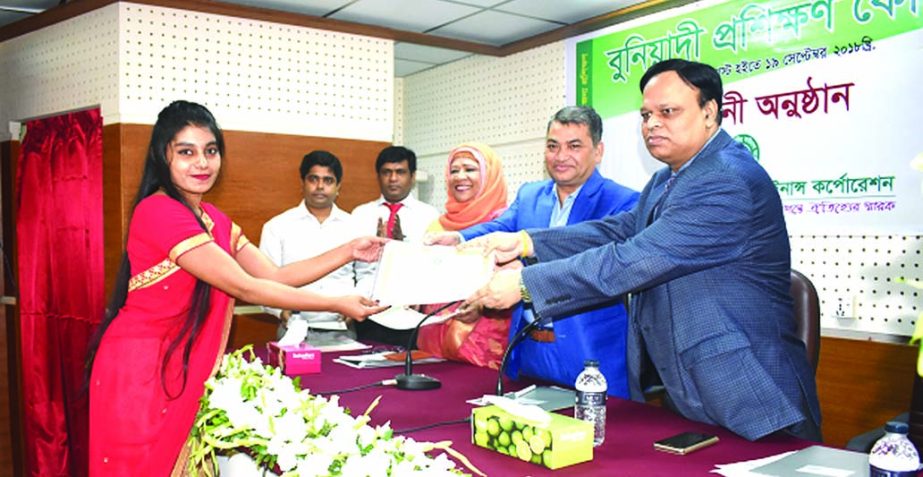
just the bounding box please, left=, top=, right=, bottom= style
left=258, top=347, right=811, bottom=476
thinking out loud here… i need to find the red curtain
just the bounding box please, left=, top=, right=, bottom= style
left=16, top=109, right=103, bottom=477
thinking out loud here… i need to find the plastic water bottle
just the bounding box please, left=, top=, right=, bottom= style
left=869, top=421, right=920, bottom=476
left=575, top=359, right=607, bottom=446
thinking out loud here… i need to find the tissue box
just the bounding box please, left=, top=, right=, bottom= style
left=471, top=405, right=593, bottom=469
left=266, top=342, right=321, bottom=376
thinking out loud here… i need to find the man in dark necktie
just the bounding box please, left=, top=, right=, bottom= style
left=377, top=201, right=404, bottom=240
left=352, top=146, right=439, bottom=344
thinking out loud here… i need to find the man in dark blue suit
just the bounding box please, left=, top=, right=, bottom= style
left=466, top=60, right=821, bottom=441
left=428, top=106, right=639, bottom=397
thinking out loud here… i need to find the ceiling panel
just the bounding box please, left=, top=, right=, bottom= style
left=0, top=0, right=59, bottom=28
left=331, top=0, right=480, bottom=33
left=0, top=11, right=27, bottom=26
left=428, top=9, right=561, bottom=46
left=0, top=0, right=657, bottom=77
left=395, top=58, right=436, bottom=76
left=498, top=0, right=639, bottom=24
left=395, top=42, right=471, bottom=64
left=450, top=0, right=508, bottom=7
left=0, top=0, right=58, bottom=12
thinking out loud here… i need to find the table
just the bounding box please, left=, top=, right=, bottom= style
left=273, top=348, right=811, bottom=476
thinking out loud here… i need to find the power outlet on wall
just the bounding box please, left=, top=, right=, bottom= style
left=834, top=296, right=856, bottom=319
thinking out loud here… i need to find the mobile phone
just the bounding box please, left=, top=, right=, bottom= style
left=653, top=431, right=719, bottom=455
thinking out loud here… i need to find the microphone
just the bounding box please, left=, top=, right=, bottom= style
left=495, top=309, right=551, bottom=396
left=395, top=300, right=458, bottom=391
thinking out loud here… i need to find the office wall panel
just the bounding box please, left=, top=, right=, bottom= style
left=116, top=3, right=394, bottom=141
left=401, top=42, right=564, bottom=209
left=0, top=4, right=119, bottom=137
left=0, top=2, right=394, bottom=144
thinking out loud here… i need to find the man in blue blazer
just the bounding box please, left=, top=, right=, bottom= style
left=429, top=106, right=639, bottom=397
left=466, top=60, right=821, bottom=441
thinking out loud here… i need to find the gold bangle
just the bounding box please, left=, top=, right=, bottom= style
left=519, top=230, right=532, bottom=258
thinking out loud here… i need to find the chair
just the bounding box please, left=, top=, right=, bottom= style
left=645, top=269, right=821, bottom=404
left=790, top=269, right=821, bottom=371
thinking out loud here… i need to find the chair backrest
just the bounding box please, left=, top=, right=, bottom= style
left=790, top=269, right=821, bottom=371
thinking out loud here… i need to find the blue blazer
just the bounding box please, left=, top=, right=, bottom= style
left=522, top=131, right=821, bottom=440
left=463, top=170, right=639, bottom=397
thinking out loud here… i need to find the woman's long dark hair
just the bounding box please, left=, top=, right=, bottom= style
left=85, top=100, right=226, bottom=399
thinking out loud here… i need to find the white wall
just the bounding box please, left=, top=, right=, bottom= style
left=0, top=2, right=394, bottom=142
left=399, top=42, right=566, bottom=209
left=0, top=4, right=120, bottom=139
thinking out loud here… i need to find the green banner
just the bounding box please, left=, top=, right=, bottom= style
left=576, top=0, right=922, bottom=118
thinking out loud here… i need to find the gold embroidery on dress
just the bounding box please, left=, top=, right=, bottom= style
left=129, top=233, right=211, bottom=291
left=201, top=211, right=215, bottom=233
left=128, top=259, right=178, bottom=291
left=231, top=223, right=241, bottom=251
left=230, top=222, right=250, bottom=255
left=168, top=233, right=212, bottom=263
left=130, top=212, right=216, bottom=292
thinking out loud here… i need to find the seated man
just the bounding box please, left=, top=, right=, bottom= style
left=430, top=106, right=639, bottom=397
left=259, top=150, right=357, bottom=339
left=352, top=145, right=439, bottom=345
left=467, top=60, right=821, bottom=441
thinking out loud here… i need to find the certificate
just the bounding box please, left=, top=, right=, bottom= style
left=367, top=306, right=451, bottom=330
left=370, top=241, right=493, bottom=306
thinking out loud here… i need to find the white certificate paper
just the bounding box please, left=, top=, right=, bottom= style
left=370, top=241, right=493, bottom=306
left=367, top=306, right=449, bottom=330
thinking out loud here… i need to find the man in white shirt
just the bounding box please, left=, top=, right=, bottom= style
left=259, top=150, right=358, bottom=338
left=351, top=146, right=439, bottom=344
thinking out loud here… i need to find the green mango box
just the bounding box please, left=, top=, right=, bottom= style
left=470, top=405, right=594, bottom=469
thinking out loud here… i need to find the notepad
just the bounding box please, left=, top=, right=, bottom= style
left=333, top=351, right=445, bottom=369
left=750, top=445, right=869, bottom=477
left=467, top=385, right=577, bottom=412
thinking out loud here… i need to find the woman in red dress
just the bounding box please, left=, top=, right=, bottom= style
left=85, top=101, right=385, bottom=476
left=416, top=142, right=511, bottom=369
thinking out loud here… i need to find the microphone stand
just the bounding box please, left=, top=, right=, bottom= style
left=395, top=301, right=457, bottom=391
left=495, top=309, right=549, bottom=396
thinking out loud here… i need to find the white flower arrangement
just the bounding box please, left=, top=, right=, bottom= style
left=188, top=347, right=478, bottom=477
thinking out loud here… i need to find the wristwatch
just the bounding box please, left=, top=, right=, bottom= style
left=519, top=275, right=532, bottom=303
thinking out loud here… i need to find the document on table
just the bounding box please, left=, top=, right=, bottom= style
left=334, top=351, right=446, bottom=369
left=748, top=445, right=870, bottom=477
left=467, top=385, right=577, bottom=412
left=712, top=445, right=870, bottom=477
left=711, top=452, right=795, bottom=477
left=370, top=241, right=494, bottom=306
